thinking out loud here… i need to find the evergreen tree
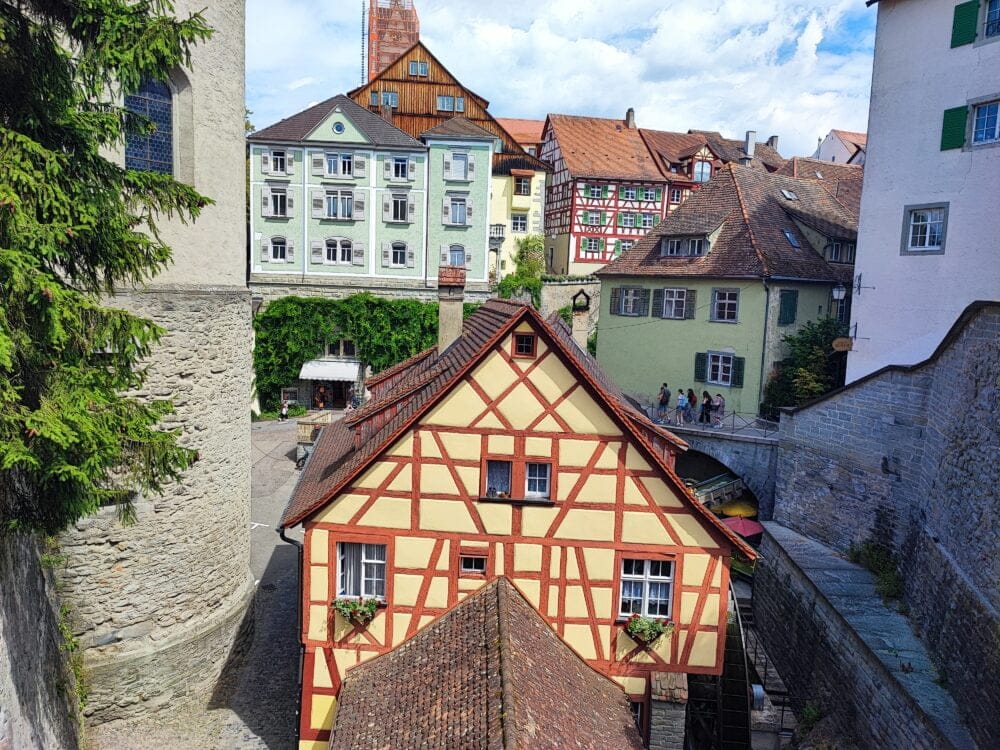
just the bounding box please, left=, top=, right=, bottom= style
left=0, top=1, right=212, bottom=533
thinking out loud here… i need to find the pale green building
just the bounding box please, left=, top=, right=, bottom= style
left=595, top=163, right=861, bottom=415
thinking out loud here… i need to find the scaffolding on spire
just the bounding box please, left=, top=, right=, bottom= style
left=367, top=0, right=420, bottom=82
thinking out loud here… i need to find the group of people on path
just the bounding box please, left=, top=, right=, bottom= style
left=656, top=383, right=725, bottom=428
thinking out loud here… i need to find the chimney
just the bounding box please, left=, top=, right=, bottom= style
left=741, top=130, right=756, bottom=165
left=625, top=107, right=636, bottom=129
left=380, top=102, right=394, bottom=125
left=437, top=266, right=466, bottom=354
left=647, top=672, right=688, bottom=750
left=766, top=134, right=779, bottom=150
left=570, top=289, right=592, bottom=351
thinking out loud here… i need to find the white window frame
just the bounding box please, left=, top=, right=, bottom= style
left=622, top=213, right=635, bottom=228
left=325, top=338, right=356, bottom=358
left=340, top=153, right=354, bottom=176
left=661, top=288, right=687, bottom=319
left=663, top=238, right=683, bottom=256
left=693, top=161, right=711, bottom=183
left=972, top=100, right=1000, bottom=144
left=325, top=190, right=353, bottom=220
left=514, top=176, right=531, bottom=196
left=620, top=240, right=634, bottom=252
left=641, top=213, right=655, bottom=229
left=451, top=152, right=469, bottom=180
left=271, top=150, right=286, bottom=174
left=986, top=0, right=1000, bottom=38
left=583, top=237, right=601, bottom=253
left=270, top=188, right=288, bottom=217
left=391, top=242, right=407, bottom=267
left=437, top=95, right=455, bottom=112
left=455, top=97, right=465, bottom=113
left=449, top=244, right=466, bottom=267
left=588, top=185, right=603, bottom=199
left=901, top=203, right=948, bottom=255
left=511, top=213, right=528, bottom=233
left=688, top=238, right=705, bottom=255
left=270, top=237, right=287, bottom=262
left=711, top=289, right=739, bottom=322
left=642, top=187, right=656, bottom=201
left=829, top=241, right=855, bottom=263
left=525, top=463, right=551, bottom=499
left=460, top=555, right=487, bottom=575
left=587, top=212, right=602, bottom=226
left=325, top=238, right=353, bottom=265
left=618, top=558, right=674, bottom=618
left=390, top=193, right=408, bottom=223
left=707, top=351, right=734, bottom=386
left=450, top=196, right=467, bottom=226
left=381, top=91, right=398, bottom=108
left=392, top=157, right=408, bottom=179
left=623, top=186, right=637, bottom=200
left=669, top=188, right=682, bottom=204
left=337, top=542, right=386, bottom=600
left=621, top=287, right=643, bottom=316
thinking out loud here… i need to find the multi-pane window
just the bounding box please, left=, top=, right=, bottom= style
left=589, top=185, right=603, bottom=198
left=381, top=91, right=398, bottom=107
left=338, top=542, right=386, bottom=599
left=641, top=187, right=657, bottom=201
left=326, top=190, right=353, bottom=219
left=449, top=244, right=466, bottom=267
left=325, top=153, right=353, bottom=177
left=619, top=559, right=674, bottom=618
left=711, top=289, right=739, bottom=322
left=973, top=101, right=999, bottom=144
left=669, top=188, right=682, bottom=204
left=460, top=555, right=487, bottom=575
left=514, top=333, right=536, bottom=357
left=340, top=153, right=353, bottom=176
left=587, top=212, right=602, bottom=226
left=450, top=197, right=468, bottom=225
left=270, top=188, right=288, bottom=217
left=622, top=213, right=636, bottom=228
left=514, top=177, right=531, bottom=195
left=408, top=61, right=429, bottom=76
left=437, top=95, right=455, bottom=111
left=835, top=296, right=850, bottom=324
left=623, top=186, right=637, bottom=200
left=708, top=352, right=734, bottom=386
left=511, top=213, right=528, bottom=233
left=391, top=194, right=408, bottom=222
left=584, top=238, right=601, bottom=252
left=661, top=289, right=687, bottom=319
left=828, top=241, right=856, bottom=263
left=987, top=0, right=1000, bottom=37
left=907, top=207, right=946, bottom=251
left=124, top=79, right=173, bottom=174
left=270, top=237, right=287, bottom=262
left=455, top=97, right=465, bottom=113
left=326, top=339, right=356, bottom=358
left=271, top=150, right=287, bottom=174
left=621, top=287, right=644, bottom=316
left=620, top=240, right=634, bottom=252
left=391, top=242, right=407, bottom=267
left=688, top=238, right=705, bottom=255
left=641, top=213, right=655, bottom=229
left=393, top=157, right=408, bottom=179
left=662, top=239, right=683, bottom=256
left=325, top=239, right=353, bottom=264
left=451, top=153, right=469, bottom=180
left=525, top=463, right=551, bottom=499
left=693, top=161, right=711, bottom=183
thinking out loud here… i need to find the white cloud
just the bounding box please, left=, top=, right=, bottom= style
left=245, top=0, right=875, bottom=156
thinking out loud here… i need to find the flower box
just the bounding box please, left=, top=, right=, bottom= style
left=332, top=597, right=379, bottom=627
left=625, top=614, right=674, bottom=645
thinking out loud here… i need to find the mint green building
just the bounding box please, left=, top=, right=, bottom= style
left=595, top=164, right=861, bottom=415
left=248, top=96, right=495, bottom=303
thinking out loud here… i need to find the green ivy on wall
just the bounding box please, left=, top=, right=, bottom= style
left=253, top=294, right=478, bottom=411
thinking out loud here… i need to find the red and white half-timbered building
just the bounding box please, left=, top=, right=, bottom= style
left=281, top=273, right=755, bottom=749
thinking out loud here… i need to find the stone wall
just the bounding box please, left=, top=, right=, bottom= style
left=251, top=276, right=494, bottom=308
left=769, top=303, right=999, bottom=749
left=673, top=431, right=777, bottom=516
left=539, top=279, right=600, bottom=336
left=752, top=530, right=972, bottom=750
left=0, top=534, right=80, bottom=750
left=57, top=288, right=254, bottom=724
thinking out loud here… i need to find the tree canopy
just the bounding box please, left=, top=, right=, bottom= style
left=0, top=1, right=212, bottom=533
left=762, top=317, right=848, bottom=417
left=497, top=234, right=546, bottom=308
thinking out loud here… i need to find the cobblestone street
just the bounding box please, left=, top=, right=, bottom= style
left=87, top=419, right=304, bottom=750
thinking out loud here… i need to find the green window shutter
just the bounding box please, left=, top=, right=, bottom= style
left=601, top=212, right=607, bottom=225
left=582, top=210, right=590, bottom=224
left=732, top=357, right=746, bottom=388
left=614, top=239, right=622, bottom=256
left=610, top=287, right=622, bottom=316
left=655, top=187, right=663, bottom=201
left=940, top=106, right=969, bottom=150
left=694, top=353, right=707, bottom=382
left=619, top=186, right=626, bottom=200
left=652, top=288, right=665, bottom=318
left=778, top=289, right=798, bottom=325
left=598, top=238, right=605, bottom=250
left=684, top=289, right=697, bottom=319
left=951, top=1, right=980, bottom=47
left=617, top=213, right=624, bottom=227
left=603, top=185, right=610, bottom=199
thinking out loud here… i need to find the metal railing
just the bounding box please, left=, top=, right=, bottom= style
left=650, top=409, right=779, bottom=439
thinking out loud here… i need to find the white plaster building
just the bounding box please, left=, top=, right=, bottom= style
left=847, top=0, right=1000, bottom=380
left=812, top=129, right=867, bottom=165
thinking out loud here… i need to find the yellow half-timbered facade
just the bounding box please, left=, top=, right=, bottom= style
left=281, top=289, right=754, bottom=748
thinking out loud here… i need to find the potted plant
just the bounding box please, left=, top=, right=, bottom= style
left=332, top=597, right=379, bottom=627
left=625, top=614, right=675, bottom=645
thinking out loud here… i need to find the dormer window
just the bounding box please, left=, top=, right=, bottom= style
left=660, top=237, right=707, bottom=256
left=688, top=238, right=705, bottom=255
left=828, top=241, right=856, bottom=263
left=694, top=161, right=712, bottom=183
left=782, top=228, right=801, bottom=248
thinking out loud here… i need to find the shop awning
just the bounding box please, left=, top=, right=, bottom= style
left=298, top=359, right=360, bottom=382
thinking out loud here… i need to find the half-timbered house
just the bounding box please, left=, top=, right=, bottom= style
left=349, top=42, right=549, bottom=281
left=541, top=111, right=785, bottom=276
left=281, top=269, right=755, bottom=748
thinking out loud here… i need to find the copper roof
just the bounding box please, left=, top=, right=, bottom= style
left=281, top=298, right=754, bottom=557
left=597, top=164, right=858, bottom=282
left=544, top=114, right=665, bottom=181
left=248, top=94, right=423, bottom=149
left=329, top=578, right=645, bottom=750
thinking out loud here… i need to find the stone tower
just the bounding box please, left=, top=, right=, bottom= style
left=367, top=0, right=420, bottom=81
left=55, top=0, right=253, bottom=725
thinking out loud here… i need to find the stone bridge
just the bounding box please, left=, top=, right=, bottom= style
left=668, top=424, right=778, bottom=516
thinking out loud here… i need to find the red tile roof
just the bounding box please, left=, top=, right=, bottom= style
left=774, top=158, right=863, bottom=217
left=328, top=577, right=645, bottom=750
left=597, top=164, right=858, bottom=283
left=832, top=129, right=868, bottom=150
left=545, top=114, right=665, bottom=181
left=281, top=298, right=755, bottom=558
left=496, top=117, right=545, bottom=145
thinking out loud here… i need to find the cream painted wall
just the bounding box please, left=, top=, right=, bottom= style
left=847, top=0, right=1000, bottom=380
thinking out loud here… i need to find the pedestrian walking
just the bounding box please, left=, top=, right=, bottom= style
left=675, top=390, right=688, bottom=424
left=280, top=399, right=289, bottom=421
left=657, top=383, right=671, bottom=422
left=686, top=388, right=698, bottom=423
left=712, top=393, right=726, bottom=428
left=699, top=390, right=712, bottom=424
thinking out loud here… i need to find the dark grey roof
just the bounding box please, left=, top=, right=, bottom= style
left=249, top=94, right=423, bottom=149
left=420, top=116, right=497, bottom=141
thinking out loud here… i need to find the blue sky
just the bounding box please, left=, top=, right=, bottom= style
left=245, top=0, right=876, bottom=157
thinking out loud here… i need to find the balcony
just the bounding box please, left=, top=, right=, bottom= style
left=489, top=224, right=506, bottom=239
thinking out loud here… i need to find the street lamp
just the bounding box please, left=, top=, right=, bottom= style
left=832, top=284, right=847, bottom=301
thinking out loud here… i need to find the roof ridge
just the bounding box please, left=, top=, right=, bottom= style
left=728, top=166, right=770, bottom=276
left=495, top=578, right=516, bottom=750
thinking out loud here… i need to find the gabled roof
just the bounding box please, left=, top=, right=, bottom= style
left=544, top=114, right=665, bottom=181
left=597, top=164, right=857, bottom=282
left=774, top=158, right=864, bottom=217
left=421, top=116, right=497, bottom=141
left=281, top=298, right=754, bottom=557
left=328, top=577, right=645, bottom=750
left=496, top=117, right=545, bottom=145
left=832, top=128, right=868, bottom=151
left=248, top=94, right=423, bottom=149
